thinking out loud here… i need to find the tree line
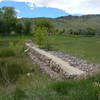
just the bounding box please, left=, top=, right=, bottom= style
left=0, top=7, right=32, bottom=36
left=0, top=6, right=100, bottom=37
left=55, top=15, right=100, bottom=36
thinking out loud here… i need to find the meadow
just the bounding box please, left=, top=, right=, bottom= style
left=0, top=35, right=100, bottom=100
left=50, top=35, right=100, bottom=64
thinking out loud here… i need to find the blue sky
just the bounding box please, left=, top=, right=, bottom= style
left=0, top=0, right=100, bottom=18
left=0, top=1, right=69, bottom=18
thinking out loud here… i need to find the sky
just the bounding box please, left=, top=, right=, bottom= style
left=0, top=0, right=100, bottom=18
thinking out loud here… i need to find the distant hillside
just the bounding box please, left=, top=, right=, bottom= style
left=20, top=15, right=100, bottom=36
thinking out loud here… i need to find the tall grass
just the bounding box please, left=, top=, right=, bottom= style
left=1, top=74, right=100, bottom=100
left=0, top=48, right=16, bottom=57
left=0, top=58, right=30, bottom=86
left=51, top=74, right=100, bottom=100
left=0, top=38, right=29, bottom=86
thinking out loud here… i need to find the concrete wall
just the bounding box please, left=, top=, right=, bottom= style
left=26, top=42, right=86, bottom=80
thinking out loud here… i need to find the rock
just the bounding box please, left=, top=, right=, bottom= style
left=48, top=50, right=99, bottom=75
left=27, top=73, right=31, bottom=76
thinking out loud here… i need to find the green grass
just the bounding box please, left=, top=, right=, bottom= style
left=0, top=36, right=52, bottom=97
left=0, top=35, right=100, bottom=100
left=51, top=74, right=100, bottom=100
left=0, top=74, right=100, bottom=100
left=49, top=35, right=100, bottom=64
left=0, top=57, right=32, bottom=86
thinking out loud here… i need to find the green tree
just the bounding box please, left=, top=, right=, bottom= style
left=34, top=18, right=54, bottom=35
left=34, top=27, right=51, bottom=50
left=0, top=7, right=17, bottom=35
left=0, top=8, right=4, bottom=34
left=34, top=18, right=53, bottom=50
left=2, top=7, right=16, bottom=18
left=0, top=7, right=20, bottom=35
left=23, top=19, right=32, bottom=35
left=86, top=27, right=95, bottom=36
left=15, top=22, right=24, bottom=35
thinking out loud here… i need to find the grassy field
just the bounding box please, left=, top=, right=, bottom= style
left=50, top=35, right=100, bottom=64
left=0, top=36, right=100, bottom=100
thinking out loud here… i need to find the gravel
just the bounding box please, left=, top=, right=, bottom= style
left=48, top=51, right=100, bottom=75
left=28, top=52, right=63, bottom=80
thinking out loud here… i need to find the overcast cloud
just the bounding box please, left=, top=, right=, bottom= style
left=0, top=0, right=100, bottom=14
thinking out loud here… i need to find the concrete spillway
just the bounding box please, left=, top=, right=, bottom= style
left=26, top=42, right=86, bottom=79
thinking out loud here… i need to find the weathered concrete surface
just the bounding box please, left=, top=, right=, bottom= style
left=26, top=42, right=86, bottom=79
left=48, top=51, right=100, bottom=75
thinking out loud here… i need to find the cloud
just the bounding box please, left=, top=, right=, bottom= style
left=0, top=0, right=100, bottom=14
left=17, top=16, right=21, bottom=19
left=0, top=0, right=3, bottom=2
left=15, top=9, right=21, bottom=13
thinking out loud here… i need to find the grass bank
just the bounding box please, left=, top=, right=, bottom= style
left=0, top=35, right=100, bottom=100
